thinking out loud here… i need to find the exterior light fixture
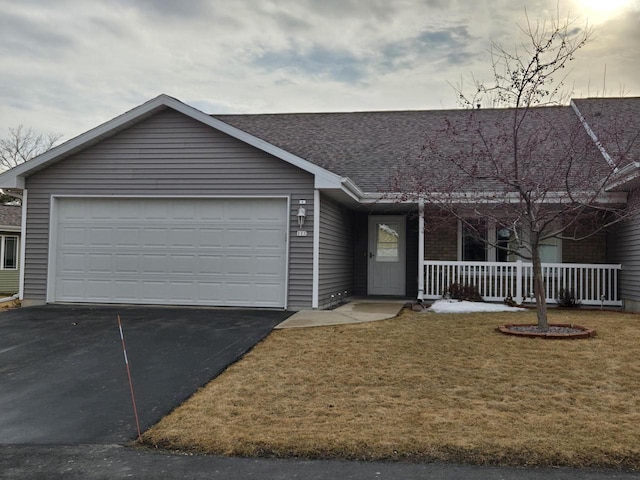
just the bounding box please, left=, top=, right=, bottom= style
left=297, top=206, right=306, bottom=228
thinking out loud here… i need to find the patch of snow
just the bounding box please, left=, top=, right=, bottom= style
left=427, top=299, right=525, bottom=313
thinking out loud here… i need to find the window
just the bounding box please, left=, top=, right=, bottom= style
left=539, top=236, right=560, bottom=263
left=1, top=236, right=18, bottom=270
left=376, top=223, right=399, bottom=262
left=459, top=219, right=561, bottom=263
left=461, top=219, right=487, bottom=261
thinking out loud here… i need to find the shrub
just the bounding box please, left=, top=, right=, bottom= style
left=446, top=283, right=483, bottom=302
left=503, top=295, right=520, bottom=307
left=556, top=288, right=581, bottom=308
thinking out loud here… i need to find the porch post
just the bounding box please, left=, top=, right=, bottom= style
left=515, top=259, right=523, bottom=304
left=418, top=199, right=425, bottom=301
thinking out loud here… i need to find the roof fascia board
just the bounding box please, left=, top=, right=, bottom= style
left=0, top=95, right=173, bottom=189
left=361, top=190, right=628, bottom=205
left=0, top=94, right=346, bottom=193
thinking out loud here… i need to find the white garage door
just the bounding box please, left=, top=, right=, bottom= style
left=51, top=197, right=288, bottom=307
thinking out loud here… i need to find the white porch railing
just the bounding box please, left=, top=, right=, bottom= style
left=423, top=260, right=622, bottom=306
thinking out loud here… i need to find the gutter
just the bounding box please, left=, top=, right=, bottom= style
left=340, top=177, right=365, bottom=200
left=605, top=161, right=640, bottom=191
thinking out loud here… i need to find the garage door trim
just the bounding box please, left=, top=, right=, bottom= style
left=46, top=195, right=291, bottom=307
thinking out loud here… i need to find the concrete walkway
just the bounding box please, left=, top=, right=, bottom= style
left=276, top=299, right=407, bottom=328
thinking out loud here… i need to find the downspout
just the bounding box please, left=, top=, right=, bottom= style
left=418, top=199, right=425, bottom=302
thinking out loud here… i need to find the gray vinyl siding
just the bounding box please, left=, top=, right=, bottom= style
left=318, top=194, right=354, bottom=308
left=23, top=108, right=315, bottom=309
left=353, top=213, right=368, bottom=296
left=607, top=216, right=640, bottom=306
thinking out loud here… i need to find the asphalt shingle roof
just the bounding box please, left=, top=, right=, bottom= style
left=216, top=102, right=626, bottom=194
left=0, top=205, right=21, bottom=228
left=572, top=98, right=640, bottom=169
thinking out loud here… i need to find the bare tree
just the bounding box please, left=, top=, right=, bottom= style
left=0, top=125, right=62, bottom=171
left=393, top=12, right=639, bottom=329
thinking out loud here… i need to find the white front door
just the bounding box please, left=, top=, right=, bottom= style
left=367, top=216, right=406, bottom=296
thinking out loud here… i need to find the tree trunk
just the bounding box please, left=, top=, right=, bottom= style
left=531, top=242, right=549, bottom=330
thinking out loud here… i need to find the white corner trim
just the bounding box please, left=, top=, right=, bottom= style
left=312, top=189, right=320, bottom=309
left=18, top=190, right=27, bottom=300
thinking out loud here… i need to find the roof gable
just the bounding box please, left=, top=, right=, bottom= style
left=0, top=94, right=348, bottom=194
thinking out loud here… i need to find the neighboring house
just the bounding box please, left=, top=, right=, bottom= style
left=0, top=95, right=637, bottom=310
left=0, top=205, right=21, bottom=295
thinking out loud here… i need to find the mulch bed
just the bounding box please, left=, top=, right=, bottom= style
left=498, top=323, right=596, bottom=339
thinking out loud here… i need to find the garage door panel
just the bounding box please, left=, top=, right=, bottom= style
left=114, top=254, right=140, bottom=273
left=142, top=254, right=167, bottom=273
left=87, top=227, right=113, bottom=246
left=168, top=282, right=196, bottom=301
left=255, top=256, right=286, bottom=275
left=87, top=253, right=112, bottom=273
left=113, top=281, right=139, bottom=301
left=59, top=253, right=86, bottom=273
left=85, top=280, right=112, bottom=300
left=58, top=278, right=85, bottom=300
left=61, top=227, right=86, bottom=246
left=225, top=228, right=254, bottom=249
left=140, top=281, right=167, bottom=301
left=53, top=198, right=287, bottom=307
left=115, top=227, right=140, bottom=246
left=198, top=255, right=224, bottom=275
left=197, top=228, right=224, bottom=248
left=141, top=227, right=168, bottom=247
left=254, top=228, right=285, bottom=248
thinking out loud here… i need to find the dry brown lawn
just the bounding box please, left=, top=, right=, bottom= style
left=143, top=308, right=640, bottom=469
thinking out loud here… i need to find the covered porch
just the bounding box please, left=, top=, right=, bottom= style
left=414, top=202, right=623, bottom=307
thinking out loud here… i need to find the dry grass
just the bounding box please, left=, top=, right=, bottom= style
left=144, top=309, right=640, bottom=469
left=0, top=299, right=20, bottom=310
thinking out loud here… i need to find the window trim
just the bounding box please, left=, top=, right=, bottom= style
left=0, top=235, right=19, bottom=270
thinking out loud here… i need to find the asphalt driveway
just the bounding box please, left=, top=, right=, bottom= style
left=0, top=304, right=291, bottom=444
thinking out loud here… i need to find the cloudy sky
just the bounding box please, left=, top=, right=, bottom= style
left=1, top=0, right=639, bottom=142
